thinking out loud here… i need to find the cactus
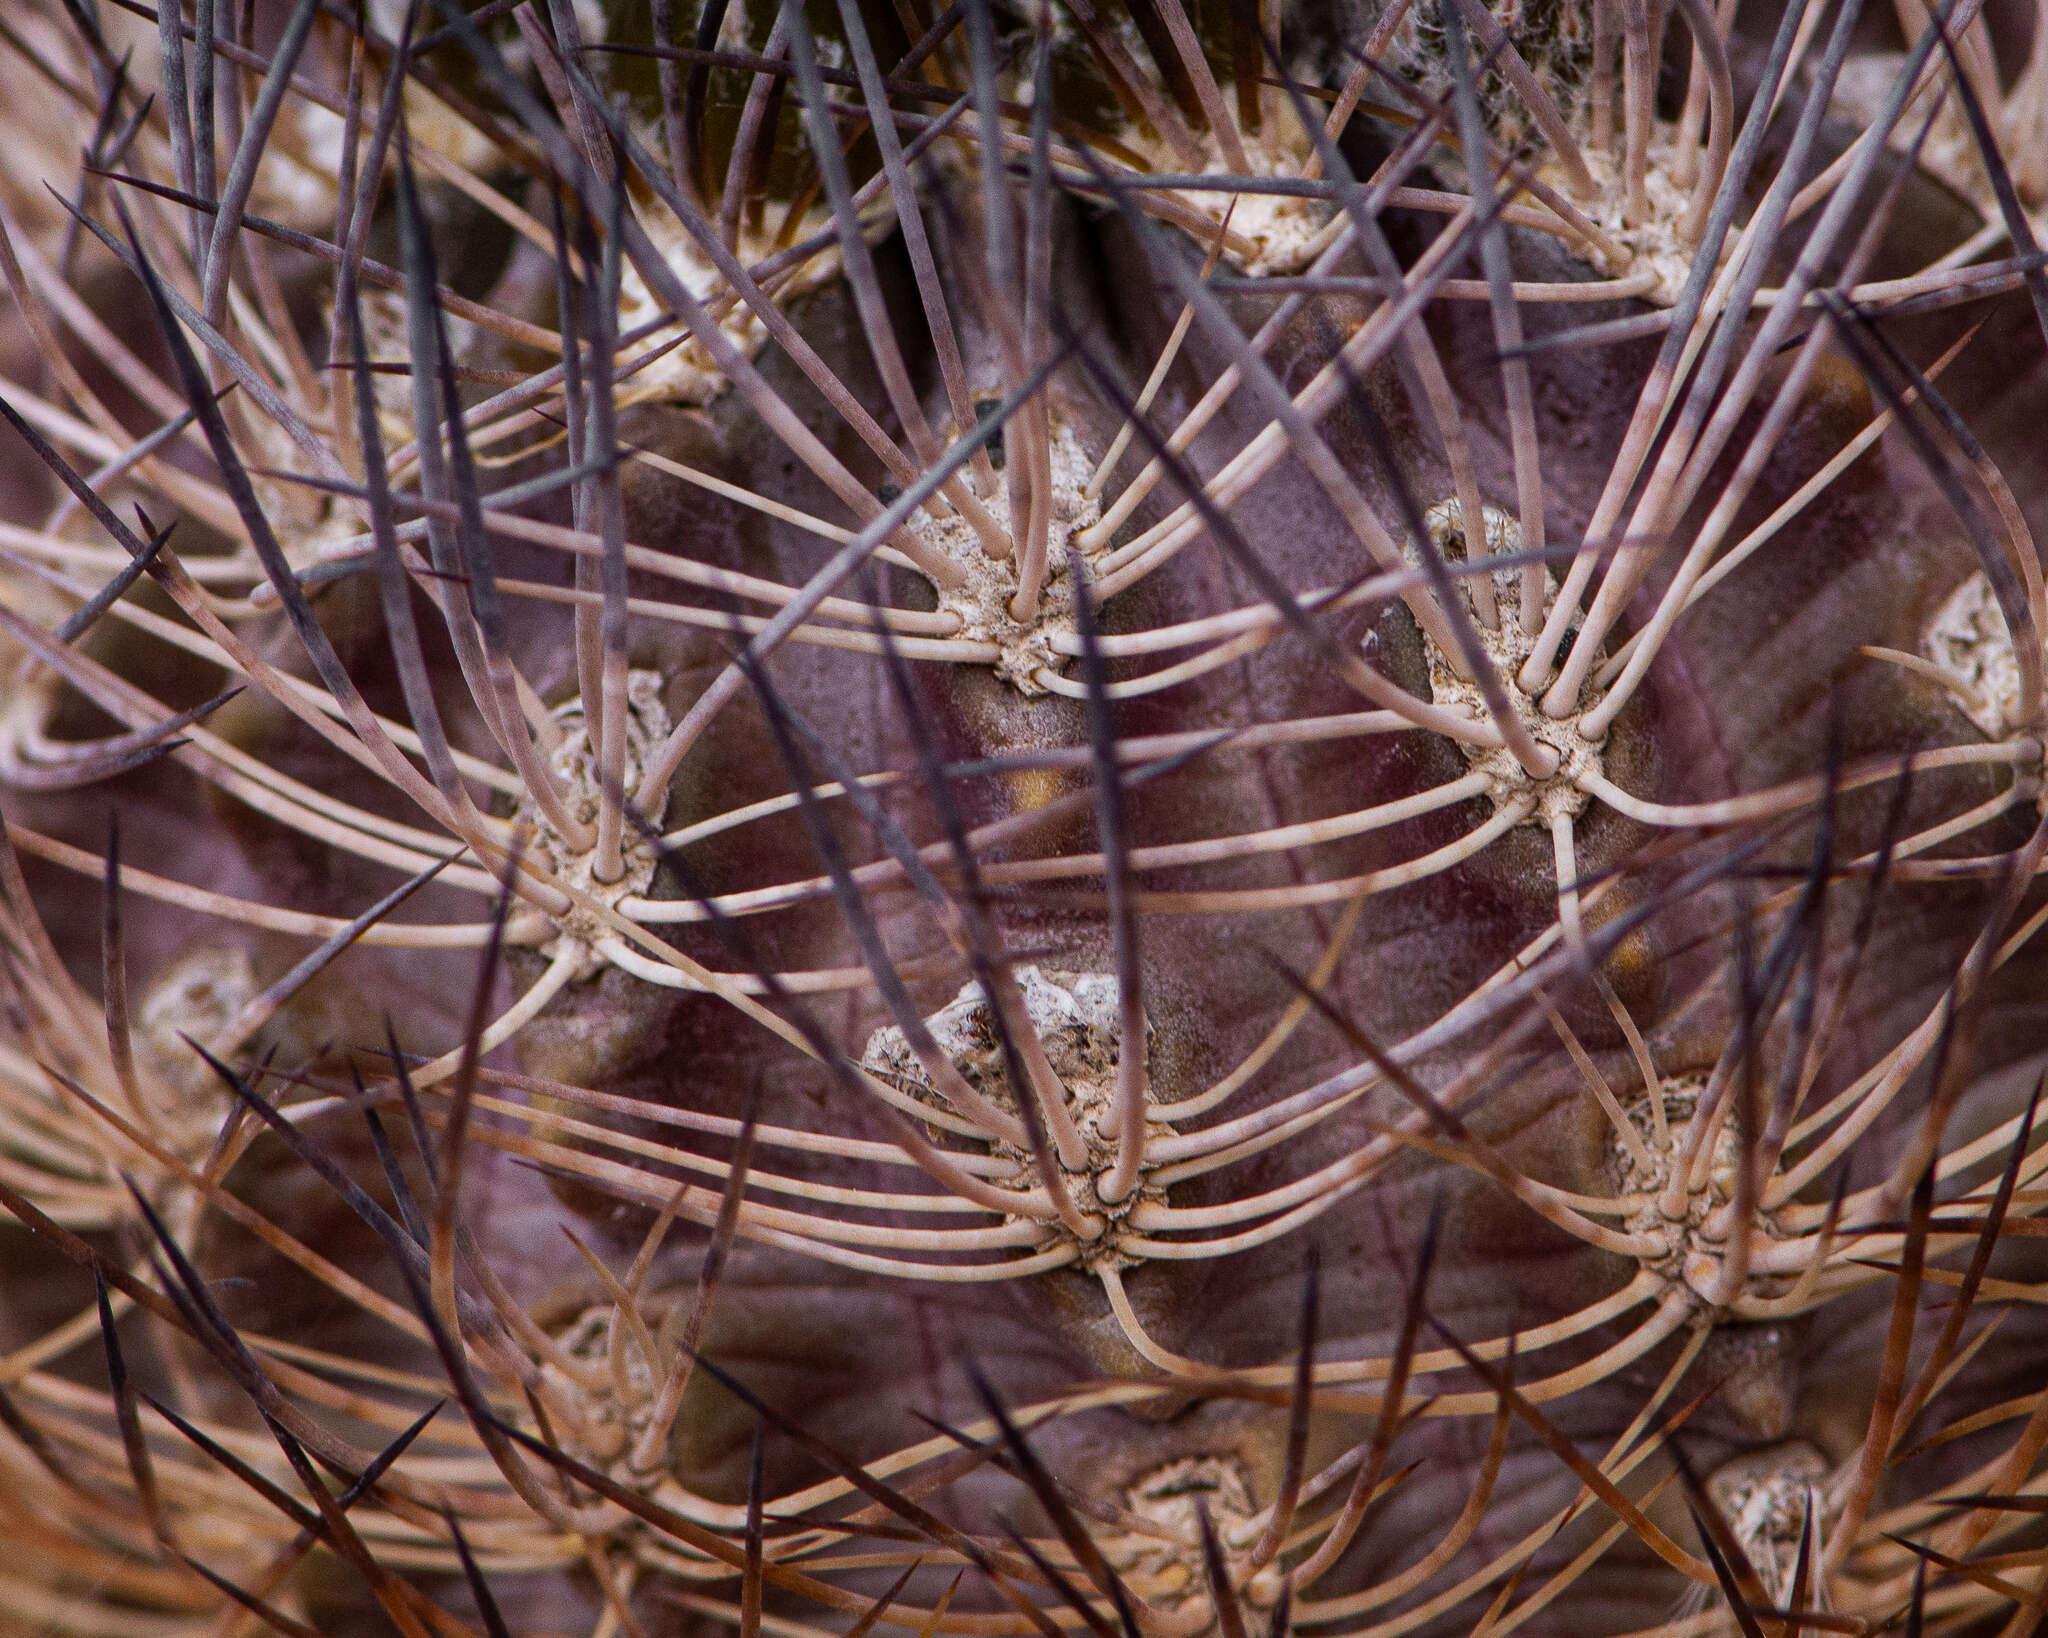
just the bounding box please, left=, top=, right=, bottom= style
left=3, top=1, right=2048, bottom=1634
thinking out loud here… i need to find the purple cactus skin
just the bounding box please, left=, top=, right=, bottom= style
left=4, top=2, right=2048, bottom=1636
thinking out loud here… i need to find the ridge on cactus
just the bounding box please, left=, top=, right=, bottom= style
left=2, top=1, right=2048, bottom=1636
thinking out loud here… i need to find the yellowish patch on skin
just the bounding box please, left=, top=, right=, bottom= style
left=1006, top=765, right=1070, bottom=814
left=1590, top=900, right=1662, bottom=1016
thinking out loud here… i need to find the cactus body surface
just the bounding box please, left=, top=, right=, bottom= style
left=4, top=2, right=2048, bottom=1635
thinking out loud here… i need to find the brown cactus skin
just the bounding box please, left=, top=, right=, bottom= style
left=4, top=3, right=2048, bottom=1637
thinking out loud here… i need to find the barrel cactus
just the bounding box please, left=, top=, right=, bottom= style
left=3, top=1, right=2048, bottom=1635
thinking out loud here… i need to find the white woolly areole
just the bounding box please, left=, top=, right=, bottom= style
left=536, top=1304, right=692, bottom=1497
left=860, top=966, right=1160, bottom=1268
left=519, top=669, right=671, bottom=971
left=1922, top=570, right=2024, bottom=740
left=1127, top=115, right=1336, bottom=276
left=922, top=966, right=1128, bottom=1066
left=1833, top=51, right=2048, bottom=220
left=1102, top=1456, right=1285, bottom=1611
left=139, top=943, right=258, bottom=1109
left=1704, top=1442, right=1831, bottom=1606
left=862, top=966, right=1136, bottom=1142
left=1539, top=136, right=1705, bottom=307
left=1414, top=499, right=1605, bottom=824
left=614, top=210, right=845, bottom=407
left=1611, top=1073, right=1729, bottom=1197
left=920, top=419, right=1107, bottom=696
left=1610, top=1072, right=1796, bottom=1311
